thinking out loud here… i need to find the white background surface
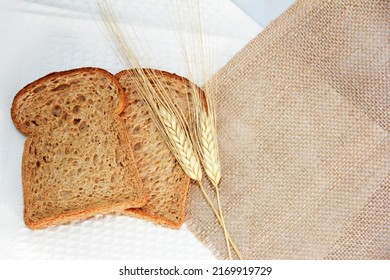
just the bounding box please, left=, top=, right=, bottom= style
left=232, top=0, right=295, bottom=26
left=0, top=0, right=294, bottom=260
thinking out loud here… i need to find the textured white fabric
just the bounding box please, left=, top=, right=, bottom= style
left=0, top=0, right=262, bottom=259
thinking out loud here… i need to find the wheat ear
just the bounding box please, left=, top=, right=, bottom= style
left=199, top=110, right=221, bottom=186
left=157, top=98, right=241, bottom=260
left=156, top=95, right=240, bottom=259
left=159, top=107, right=202, bottom=181
left=198, top=107, right=232, bottom=260
left=159, top=101, right=240, bottom=259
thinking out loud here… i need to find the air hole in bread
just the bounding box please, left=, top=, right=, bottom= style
left=110, top=173, right=117, bottom=183
left=62, top=112, right=68, bottom=120
left=72, top=105, right=80, bottom=114
left=33, top=85, right=47, bottom=94
left=79, top=121, right=88, bottom=132
left=52, top=105, right=62, bottom=117
left=36, top=161, right=40, bottom=168
left=134, top=142, right=142, bottom=151
left=52, top=84, right=70, bottom=92
left=93, top=154, right=98, bottom=165
left=115, top=149, right=121, bottom=163
left=73, top=118, right=81, bottom=125
left=116, top=134, right=122, bottom=144
left=31, top=120, right=39, bottom=126
left=77, top=94, right=86, bottom=102
left=133, top=125, right=140, bottom=133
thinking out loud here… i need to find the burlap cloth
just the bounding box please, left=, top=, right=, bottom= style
left=185, top=0, right=390, bottom=259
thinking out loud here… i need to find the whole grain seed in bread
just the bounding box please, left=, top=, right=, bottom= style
left=11, top=67, right=146, bottom=229
left=116, top=69, right=197, bottom=228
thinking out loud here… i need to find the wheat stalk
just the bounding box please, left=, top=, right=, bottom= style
left=96, top=0, right=241, bottom=260
left=166, top=0, right=235, bottom=259
left=145, top=74, right=239, bottom=259
left=197, top=181, right=242, bottom=259
left=166, top=0, right=237, bottom=260
left=191, top=90, right=232, bottom=259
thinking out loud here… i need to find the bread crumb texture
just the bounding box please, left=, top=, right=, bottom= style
left=12, top=68, right=146, bottom=229
left=117, top=69, right=192, bottom=228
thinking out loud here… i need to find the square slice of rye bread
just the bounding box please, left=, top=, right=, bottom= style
left=11, top=67, right=146, bottom=229
left=116, top=69, right=201, bottom=229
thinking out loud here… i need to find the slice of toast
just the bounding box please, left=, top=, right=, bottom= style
left=116, top=69, right=196, bottom=228
left=11, top=67, right=146, bottom=229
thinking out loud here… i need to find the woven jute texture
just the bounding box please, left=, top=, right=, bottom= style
left=185, top=0, right=390, bottom=259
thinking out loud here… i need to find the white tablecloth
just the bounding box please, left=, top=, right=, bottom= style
left=0, top=0, right=262, bottom=259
